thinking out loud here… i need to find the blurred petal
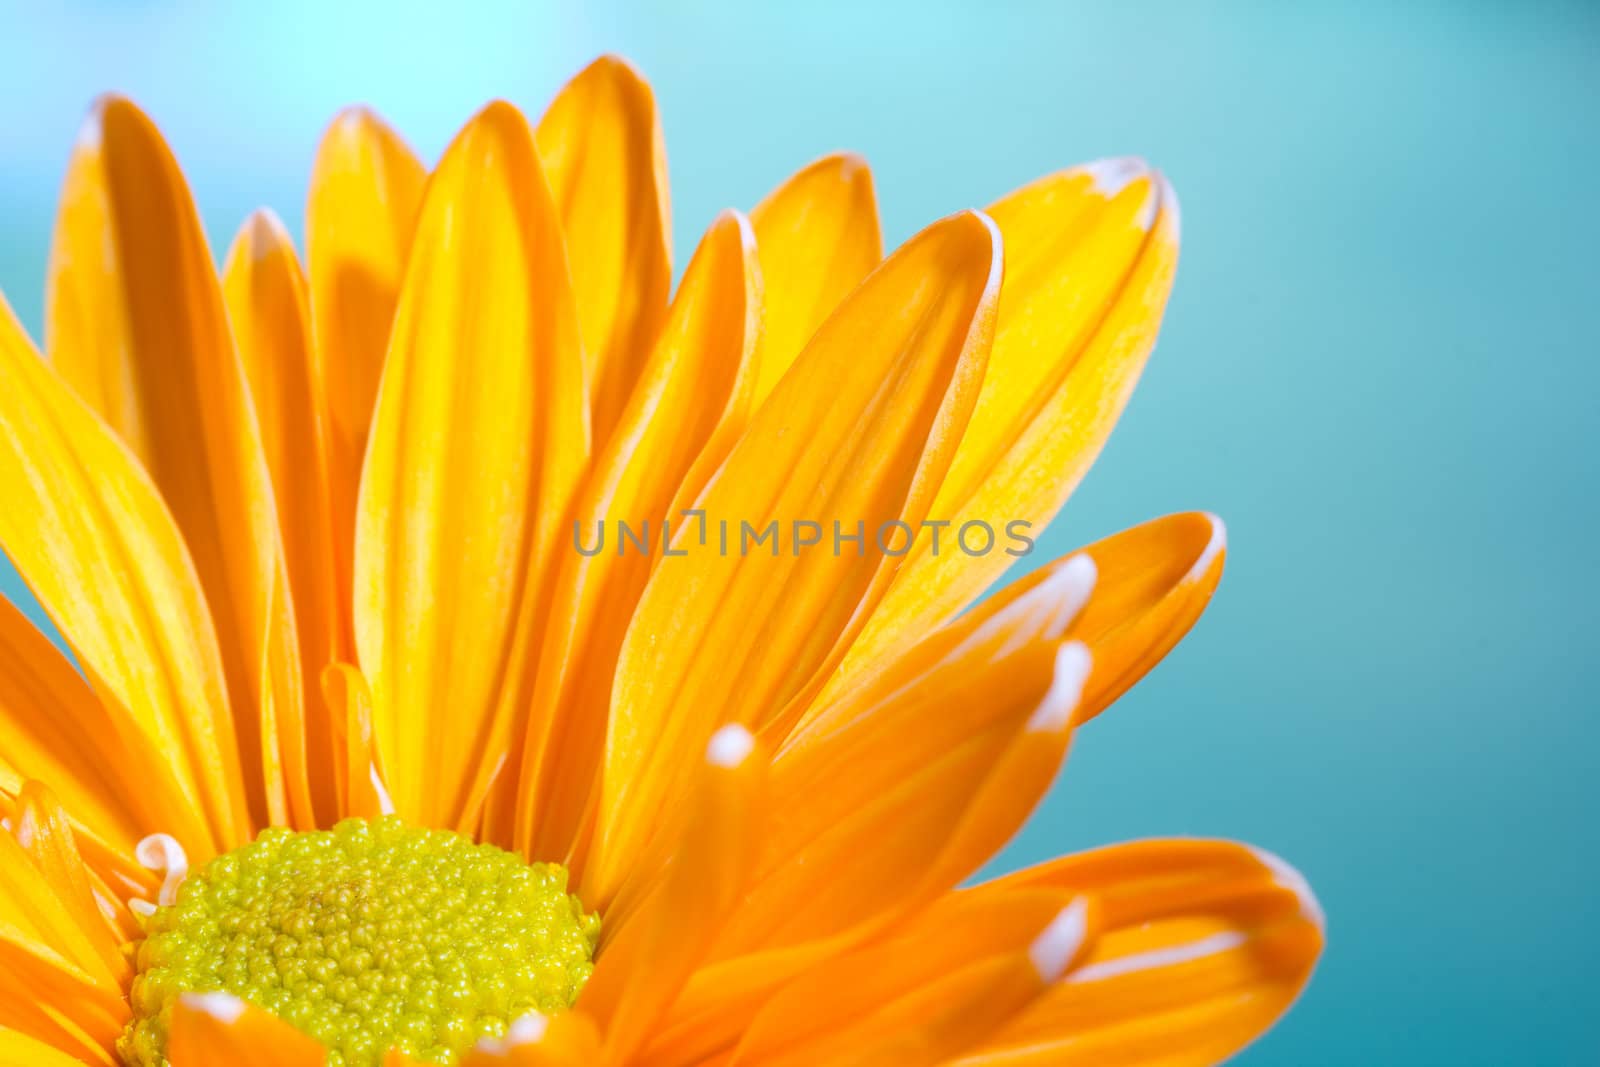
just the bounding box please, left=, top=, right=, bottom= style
left=354, top=102, right=588, bottom=828
left=953, top=839, right=1324, bottom=1067
left=167, top=992, right=325, bottom=1066
left=306, top=105, right=426, bottom=614
left=833, top=163, right=1180, bottom=690
left=512, top=209, right=761, bottom=862
left=45, top=95, right=287, bottom=831
left=536, top=54, right=672, bottom=443
left=0, top=1027, right=98, bottom=1067
left=588, top=210, right=1000, bottom=902
left=749, top=152, right=882, bottom=406
left=0, top=295, right=246, bottom=851
left=223, top=209, right=345, bottom=824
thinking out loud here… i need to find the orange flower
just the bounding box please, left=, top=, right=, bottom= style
left=0, top=55, right=1320, bottom=1066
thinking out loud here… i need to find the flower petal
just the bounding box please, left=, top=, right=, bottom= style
left=729, top=897, right=1094, bottom=1067
left=588, top=209, right=1001, bottom=902
left=0, top=594, right=203, bottom=853
left=1069, top=510, right=1225, bottom=723
left=644, top=562, right=1096, bottom=1067
left=8, top=783, right=129, bottom=984
left=511, top=210, right=761, bottom=862
left=45, top=95, right=287, bottom=831
left=319, top=663, right=393, bottom=821
left=305, top=105, right=426, bottom=613
left=353, top=101, right=588, bottom=828
left=0, top=295, right=246, bottom=851
left=0, top=1027, right=99, bottom=1067
left=167, top=992, right=325, bottom=1066
left=536, top=54, right=672, bottom=442
left=954, top=839, right=1324, bottom=1067
left=0, top=831, right=121, bottom=991
left=749, top=152, right=882, bottom=406
left=581, top=726, right=765, bottom=1064
left=0, top=930, right=125, bottom=1062
left=831, top=163, right=1180, bottom=688
left=715, top=621, right=1095, bottom=958
left=799, top=511, right=1226, bottom=738
left=223, top=210, right=346, bottom=824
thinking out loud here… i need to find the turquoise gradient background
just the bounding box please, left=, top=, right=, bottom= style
left=2, top=3, right=1596, bottom=1063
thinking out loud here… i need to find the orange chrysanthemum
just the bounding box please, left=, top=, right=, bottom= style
left=0, top=55, right=1321, bottom=1067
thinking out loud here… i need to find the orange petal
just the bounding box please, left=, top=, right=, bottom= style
left=0, top=294, right=246, bottom=852
left=1069, top=510, right=1225, bottom=723
left=305, top=105, right=426, bottom=623
left=9, top=783, right=129, bottom=984
left=0, top=593, right=204, bottom=853
left=588, top=209, right=1001, bottom=902
left=0, top=830, right=122, bottom=991
left=715, top=631, right=1094, bottom=957
left=728, top=897, right=1094, bottom=1067
left=646, top=562, right=1097, bottom=1067
left=536, top=54, right=672, bottom=443
left=831, top=163, right=1180, bottom=692
left=0, top=930, right=126, bottom=1061
left=167, top=992, right=326, bottom=1066
left=319, top=663, right=393, bottom=821
left=460, top=1013, right=603, bottom=1066
left=353, top=101, right=588, bottom=828
left=223, top=209, right=346, bottom=824
left=0, top=1027, right=101, bottom=1067
left=581, top=726, right=765, bottom=1064
left=748, top=152, right=882, bottom=406
left=511, top=210, right=761, bottom=863
left=954, top=839, right=1324, bottom=1066
left=46, top=95, right=287, bottom=832
left=799, top=511, right=1226, bottom=738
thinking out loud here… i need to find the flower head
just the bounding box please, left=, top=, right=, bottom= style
left=0, top=55, right=1320, bottom=1066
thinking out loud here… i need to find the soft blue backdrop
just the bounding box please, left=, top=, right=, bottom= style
left=2, top=2, right=1596, bottom=1063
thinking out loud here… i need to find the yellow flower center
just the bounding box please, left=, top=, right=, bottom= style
left=120, top=817, right=599, bottom=1066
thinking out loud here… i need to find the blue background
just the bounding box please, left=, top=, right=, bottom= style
left=2, top=3, right=1596, bottom=1063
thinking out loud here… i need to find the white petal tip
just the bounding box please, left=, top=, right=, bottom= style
left=1044, top=553, right=1099, bottom=639
left=1082, top=156, right=1150, bottom=198
left=473, top=1012, right=549, bottom=1053
left=1028, top=641, right=1093, bottom=732
left=1030, top=897, right=1091, bottom=981
left=707, top=723, right=756, bottom=767
left=1186, top=513, right=1227, bottom=582
left=1250, top=847, right=1325, bottom=931
left=179, top=991, right=246, bottom=1024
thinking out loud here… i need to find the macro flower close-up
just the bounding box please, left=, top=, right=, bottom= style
left=6, top=27, right=1444, bottom=1067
